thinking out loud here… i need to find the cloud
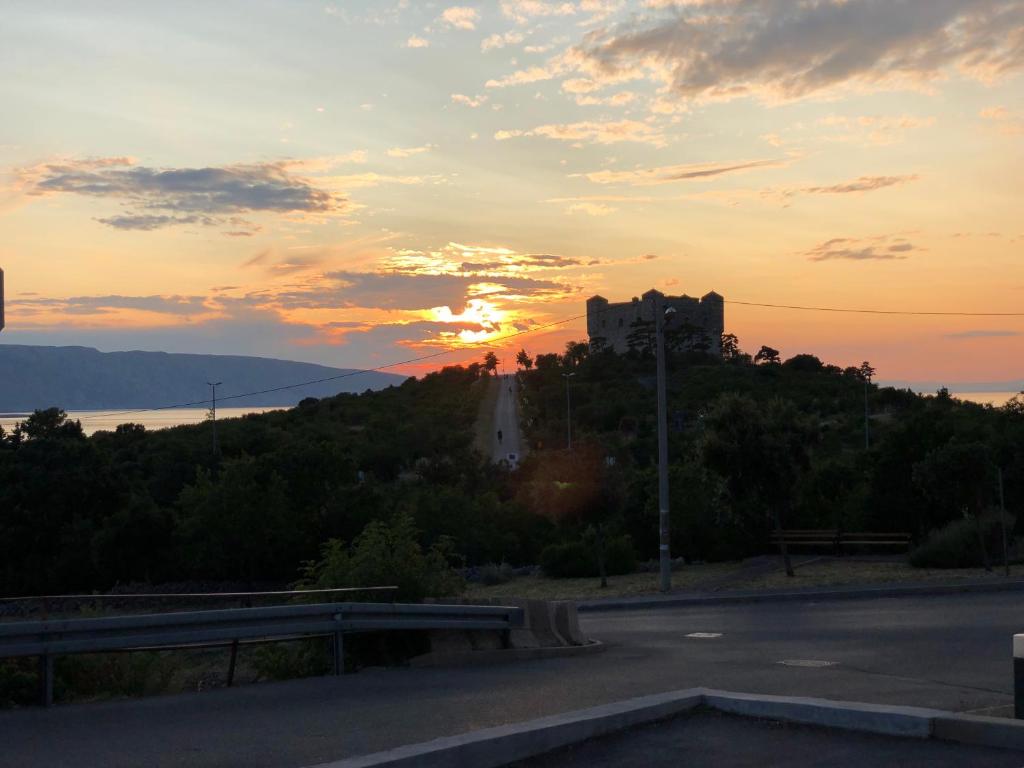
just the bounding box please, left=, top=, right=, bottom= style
left=495, top=119, right=665, bottom=146
left=568, top=0, right=1024, bottom=106
left=11, top=294, right=211, bottom=317
left=501, top=0, right=576, bottom=24
left=451, top=93, right=488, bottom=107
left=405, top=34, right=430, bottom=48
left=481, top=30, right=525, bottom=51
left=800, top=174, right=918, bottom=195
left=565, top=201, right=616, bottom=216
left=386, top=145, right=433, bottom=158
left=16, top=157, right=346, bottom=231
left=440, top=6, right=480, bottom=30
left=486, top=64, right=563, bottom=88
left=805, top=235, right=920, bottom=262
left=981, top=105, right=1024, bottom=135
left=946, top=329, right=1022, bottom=339
left=581, top=157, right=784, bottom=185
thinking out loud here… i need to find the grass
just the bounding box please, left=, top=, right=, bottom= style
left=464, top=557, right=1024, bottom=602
left=730, top=558, right=1024, bottom=591
left=464, top=561, right=747, bottom=601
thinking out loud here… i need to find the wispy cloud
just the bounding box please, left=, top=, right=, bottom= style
left=405, top=34, right=430, bottom=48
left=481, top=30, right=525, bottom=51
left=800, top=175, right=918, bottom=195
left=495, top=119, right=665, bottom=146
left=451, top=93, right=488, bottom=107
left=805, top=235, right=920, bottom=262
left=386, top=145, right=433, bottom=158
left=946, top=329, right=1021, bottom=339
left=580, top=158, right=785, bottom=185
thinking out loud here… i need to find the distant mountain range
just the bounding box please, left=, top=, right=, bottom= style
left=0, top=345, right=406, bottom=412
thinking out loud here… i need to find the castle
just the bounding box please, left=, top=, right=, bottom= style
left=586, top=288, right=724, bottom=356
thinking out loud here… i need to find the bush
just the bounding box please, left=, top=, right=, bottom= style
left=477, top=562, right=516, bottom=586
left=299, top=512, right=464, bottom=602
left=910, top=512, right=1015, bottom=569
left=540, top=536, right=636, bottom=578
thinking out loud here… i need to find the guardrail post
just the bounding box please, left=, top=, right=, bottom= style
left=1015, top=635, right=1024, bottom=719
left=38, top=654, right=53, bottom=707
left=227, top=640, right=239, bottom=687
left=332, top=632, right=344, bottom=676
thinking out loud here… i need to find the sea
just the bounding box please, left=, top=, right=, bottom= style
left=0, top=407, right=284, bottom=437
left=0, top=392, right=1019, bottom=438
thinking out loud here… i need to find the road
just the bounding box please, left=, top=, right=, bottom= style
left=490, top=373, right=524, bottom=465
left=2, top=592, right=1022, bottom=767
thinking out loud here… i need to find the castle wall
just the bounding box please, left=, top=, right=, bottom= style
left=587, top=289, right=723, bottom=355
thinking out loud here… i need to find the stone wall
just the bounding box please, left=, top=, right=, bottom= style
left=587, top=288, right=724, bottom=355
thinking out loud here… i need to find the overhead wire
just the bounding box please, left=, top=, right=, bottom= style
left=65, top=295, right=1024, bottom=423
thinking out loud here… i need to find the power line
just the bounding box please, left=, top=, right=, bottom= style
left=75, top=310, right=588, bottom=422
left=727, top=300, right=1024, bottom=317
left=69, top=295, right=1024, bottom=423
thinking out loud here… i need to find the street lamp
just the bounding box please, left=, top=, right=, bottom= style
left=655, top=301, right=676, bottom=593
left=207, top=381, right=222, bottom=457
left=562, top=372, right=575, bottom=451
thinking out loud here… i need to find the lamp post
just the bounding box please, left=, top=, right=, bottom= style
left=207, top=381, right=222, bottom=457
left=562, top=372, right=575, bottom=450
left=655, top=299, right=676, bottom=593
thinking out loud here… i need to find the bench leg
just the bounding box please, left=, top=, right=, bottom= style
left=38, top=654, right=53, bottom=707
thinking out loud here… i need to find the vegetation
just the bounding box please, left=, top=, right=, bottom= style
left=1, top=335, right=1023, bottom=602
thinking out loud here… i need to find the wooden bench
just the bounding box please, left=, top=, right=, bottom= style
left=770, top=530, right=913, bottom=553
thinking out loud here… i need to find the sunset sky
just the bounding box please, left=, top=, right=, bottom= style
left=1, top=0, right=1022, bottom=385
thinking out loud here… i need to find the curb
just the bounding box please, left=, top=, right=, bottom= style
left=577, top=578, right=1024, bottom=613
left=409, top=640, right=605, bottom=668
left=310, top=688, right=1024, bottom=767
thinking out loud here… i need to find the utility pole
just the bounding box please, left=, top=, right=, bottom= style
left=864, top=376, right=870, bottom=450
left=999, top=467, right=1010, bottom=577
left=655, top=297, right=675, bottom=593
left=207, top=381, right=222, bottom=457
left=562, top=372, right=575, bottom=450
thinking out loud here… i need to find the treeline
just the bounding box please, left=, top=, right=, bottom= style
left=0, top=364, right=550, bottom=597
left=2, top=339, right=1023, bottom=597
left=513, top=339, right=1024, bottom=566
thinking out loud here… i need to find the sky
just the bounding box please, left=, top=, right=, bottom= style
left=1, top=0, right=1022, bottom=385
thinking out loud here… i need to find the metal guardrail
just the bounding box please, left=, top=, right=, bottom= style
left=0, top=601, right=524, bottom=706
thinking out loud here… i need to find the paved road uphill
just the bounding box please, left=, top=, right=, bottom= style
left=3, top=591, right=1022, bottom=767
left=490, top=374, right=524, bottom=465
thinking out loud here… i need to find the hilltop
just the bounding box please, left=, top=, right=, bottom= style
left=0, top=345, right=405, bottom=411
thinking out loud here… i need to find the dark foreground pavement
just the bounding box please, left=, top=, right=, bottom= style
left=2, top=591, right=1023, bottom=767
left=513, top=710, right=1024, bottom=768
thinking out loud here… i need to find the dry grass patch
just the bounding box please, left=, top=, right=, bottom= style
left=731, top=559, right=1023, bottom=591
left=465, top=561, right=745, bottom=601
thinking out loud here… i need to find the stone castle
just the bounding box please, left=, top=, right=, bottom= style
left=586, top=288, right=724, bottom=356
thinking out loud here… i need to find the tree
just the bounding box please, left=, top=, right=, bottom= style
left=515, top=349, right=533, bottom=370
left=858, top=361, right=876, bottom=382
left=721, top=333, right=741, bottom=361
left=564, top=340, right=589, bottom=368
left=483, top=351, right=499, bottom=376
left=754, top=346, right=781, bottom=365
left=702, top=394, right=817, bottom=576
left=913, top=441, right=994, bottom=571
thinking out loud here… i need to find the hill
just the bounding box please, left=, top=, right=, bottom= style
left=0, top=345, right=406, bottom=411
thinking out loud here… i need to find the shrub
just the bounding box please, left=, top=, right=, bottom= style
left=299, top=512, right=464, bottom=602
left=477, top=562, right=516, bottom=586
left=540, top=536, right=636, bottom=578
left=910, top=512, right=1015, bottom=569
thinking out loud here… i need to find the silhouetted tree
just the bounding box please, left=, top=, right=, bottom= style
left=754, top=346, right=781, bottom=365
left=483, top=351, right=499, bottom=376
left=515, top=349, right=533, bottom=370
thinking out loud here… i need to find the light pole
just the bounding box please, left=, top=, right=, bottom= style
left=863, top=375, right=870, bottom=450
left=655, top=299, right=676, bottom=593
left=207, top=381, right=222, bottom=457
left=562, top=372, right=575, bottom=450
